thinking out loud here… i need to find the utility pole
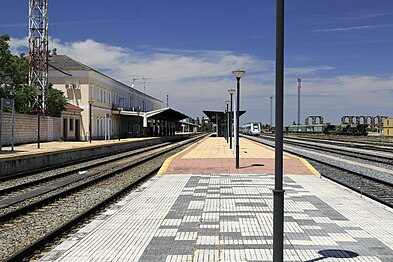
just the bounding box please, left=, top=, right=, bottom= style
left=166, top=94, right=169, bottom=107
left=29, top=0, right=49, bottom=149
left=297, top=78, right=301, bottom=127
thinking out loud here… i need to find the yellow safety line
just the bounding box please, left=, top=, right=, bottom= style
left=289, top=153, right=320, bottom=175
left=157, top=135, right=210, bottom=175
left=245, top=137, right=320, bottom=175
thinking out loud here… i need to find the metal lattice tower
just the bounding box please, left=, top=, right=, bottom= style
left=297, top=78, right=301, bottom=126
left=28, top=0, right=49, bottom=110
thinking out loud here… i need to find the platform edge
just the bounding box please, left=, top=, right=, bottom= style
left=157, top=135, right=210, bottom=175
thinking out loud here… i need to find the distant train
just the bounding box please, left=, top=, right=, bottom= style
left=240, top=122, right=261, bottom=136
left=285, top=123, right=368, bottom=136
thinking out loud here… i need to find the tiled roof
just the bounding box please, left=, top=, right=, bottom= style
left=64, top=103, right=84, bottom=111
left=49, top=55, right=91, bottom=71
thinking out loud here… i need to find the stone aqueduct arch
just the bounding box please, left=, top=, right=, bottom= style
left=305, top=116, right=324, bottom=125
left=340, top=115, right=388, bottom=128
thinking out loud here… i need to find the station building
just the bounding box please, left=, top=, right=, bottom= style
left=49, top=53, right=187, bottom=141
left=383, top=118, right=393, bottom=136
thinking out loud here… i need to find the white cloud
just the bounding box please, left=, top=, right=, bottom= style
left=286, top=66, right=335, bottom=76
left=9, top=37, right=393, bottom=124
left=313, top=24, right=393, bottom=33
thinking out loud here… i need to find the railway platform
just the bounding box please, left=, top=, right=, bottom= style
left=0, top=134, right=191, bottom=177
left=40, top=137, right=393, bottom=261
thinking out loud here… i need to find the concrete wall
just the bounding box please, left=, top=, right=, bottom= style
left=0, top=134, right=191, bottom=177
left=0, top=112, right=61, bottom=145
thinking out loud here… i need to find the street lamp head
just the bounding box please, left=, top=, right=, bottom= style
left=225, top=100, right=230, bottom=106
left=88, top=99, right=94, bottom=105
left=228, top=88, right=236, bottom=95
left=232, top=70, right=245, bottom=79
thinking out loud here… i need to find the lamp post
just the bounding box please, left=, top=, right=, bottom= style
left=232, top=70, right=245, bottom=169
left=228, top=88, right=235, bottom=149
left=274, top=0, right=285, bottom=260
left=270, top=96, right=273, bottom=130
left=36, top=89, right=43, bottom=149
left=297, top=78, right=301, bottom=131
left=225, top=100, right=230, bottom=143
left=88, top=99, right=94, bottom=143
left=117, top=107, right=122, bottom=141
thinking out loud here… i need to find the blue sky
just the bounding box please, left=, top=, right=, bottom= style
left=1, top=0, right=393, bottom=125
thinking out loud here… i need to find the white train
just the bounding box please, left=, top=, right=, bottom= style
left=240, top=122, right=261, bottom=136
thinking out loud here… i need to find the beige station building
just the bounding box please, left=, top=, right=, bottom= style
left=383, top=118, right=393, bottom=136
left=49, top=54, right=186, bottom=141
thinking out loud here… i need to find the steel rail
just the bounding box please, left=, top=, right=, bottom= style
left=0, top=142, right=172, bottom=196
left=0, top=135, right=205, bottom=222
left=258, top=134, right=393, bottom=161
left=244, top=136, right=393, bottom=209
left=3, top=134, right=207, bottom=262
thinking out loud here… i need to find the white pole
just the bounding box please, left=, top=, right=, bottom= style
left=233, top=96, right=237, bottom=156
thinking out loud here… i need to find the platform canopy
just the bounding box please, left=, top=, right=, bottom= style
left=114, top=107, right=188, bottom=122
left=203, top=110, right=246, bottom=119
left=147, top=108, right=188, bottom=121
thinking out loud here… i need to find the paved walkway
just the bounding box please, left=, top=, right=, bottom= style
left=164, top=137, right=312, bottom=175
left=39, top=137, right=393, bottom=262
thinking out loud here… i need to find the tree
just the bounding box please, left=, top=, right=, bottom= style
left=45, top=85, right=67, bottom=117
left=0, top=34, right=13, bottom=89
left=0, top=34, right=67, bottom=116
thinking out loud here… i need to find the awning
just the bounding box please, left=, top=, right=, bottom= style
left=147, top=107, right=189, bottom=121
left=113, top=107, right=188, bottom=122
left=203, top=110, right=246, bottom=119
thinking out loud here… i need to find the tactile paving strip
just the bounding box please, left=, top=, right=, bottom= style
left=42, top=173, right=393, bottom=262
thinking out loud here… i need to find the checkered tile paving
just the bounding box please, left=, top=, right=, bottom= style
left=41, top=173, right=393, bottom=262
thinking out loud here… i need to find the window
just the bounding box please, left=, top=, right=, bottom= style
left=96, top=87, right=100, bottom=101
left=103, top=90, right=106, bottom=103
left=69, top=118, right=74, bottom=131
left=89, top=85, right=93, bottom=100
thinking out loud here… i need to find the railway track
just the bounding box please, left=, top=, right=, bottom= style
left=0, top=134, right=207, bottom=262
left=260, top=134, right=393, bottom=153
left=243, top=135, right=393, bottom=208
left=259, top=134, right=393, bottom=162
left=261, top=134, right=393, bottom=153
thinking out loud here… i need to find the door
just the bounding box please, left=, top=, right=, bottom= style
left=75, top=119, right=80, bottom=141
left=63, top=118, right=68, bottom=140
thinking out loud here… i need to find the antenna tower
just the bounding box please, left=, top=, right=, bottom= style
left=28, top=0, right=49, bottom=110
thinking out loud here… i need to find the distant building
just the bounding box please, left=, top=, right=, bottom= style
left=383, top=118, right=393, bottom=136
left=49, top=54, right=162, bottom=140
